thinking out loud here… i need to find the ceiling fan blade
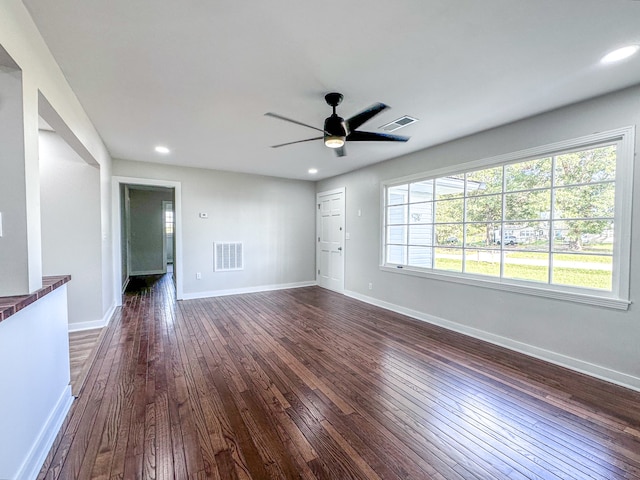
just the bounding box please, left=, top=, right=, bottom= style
left=346, top=102, right=388, bottom=131
left=347, top=130, right=409, bottom=142
left=270, top=136, right=323, bottom=148
left=334, top=146, right=347, bottom=157
left=265, top=112, right=326, bottom=134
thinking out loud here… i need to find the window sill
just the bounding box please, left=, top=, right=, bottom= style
left=379, top=265, right=630, bottom=310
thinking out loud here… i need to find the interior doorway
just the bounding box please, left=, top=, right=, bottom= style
left=112, top=176, right=183, bottom=306
left=122, top=185, right=174, bottom=279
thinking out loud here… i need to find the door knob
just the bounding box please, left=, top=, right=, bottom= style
left=338, top=247, right=342, bottom=251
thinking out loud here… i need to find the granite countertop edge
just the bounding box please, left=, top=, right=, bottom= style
left=0, top=275, right=71, bottom=323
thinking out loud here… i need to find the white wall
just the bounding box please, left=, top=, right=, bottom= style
left=99, top=144, right=114, bottom=322
left=318, top=85, right=640, bottom=391
left=113, top=160, right=316, bottom=297
left=0, top=0, right=113, bottom=317
left=0, top=61, right=33, bottom=295
left=39, top=131, right=104, bottom=328
left=0, top=286, right=73, bottom=480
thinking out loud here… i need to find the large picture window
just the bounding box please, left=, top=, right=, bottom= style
left=382, top=128, right=634, bottom=309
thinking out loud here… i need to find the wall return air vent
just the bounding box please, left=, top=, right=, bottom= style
left=380, top=115, right=418, bottom=132
left=214, top=242, right=243, bottom=271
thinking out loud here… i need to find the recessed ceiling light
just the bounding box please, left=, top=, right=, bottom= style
left=308, top=168, right=318, bottom=174
left=601, top=45, right=639, bottom=64
left=155, top=145, right=170, bottom=154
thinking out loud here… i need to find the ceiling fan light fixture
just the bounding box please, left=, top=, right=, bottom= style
left=324, top=135, right=345, bottom=148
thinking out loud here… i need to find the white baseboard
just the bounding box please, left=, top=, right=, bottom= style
left=344, top=289, right=640, bottom=393
left=102, top=301, right=116, bottom=328
left=15, top=385, right=73, bottom=480
left=182, top=281, right=317, bottom=301
left=67, top=301, right=116, bottom=333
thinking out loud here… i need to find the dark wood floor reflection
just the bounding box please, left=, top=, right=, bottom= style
left=39, top=273, right=640, bottom=479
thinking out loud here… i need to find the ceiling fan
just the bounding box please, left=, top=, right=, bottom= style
left=265, top=93, right=410, bottom=157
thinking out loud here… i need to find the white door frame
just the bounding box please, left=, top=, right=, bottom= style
left=123, top=185, right=132, bottom=282
left=316, top=187, right=346, bottom=293
left=112, top=176, right=184, bottom=305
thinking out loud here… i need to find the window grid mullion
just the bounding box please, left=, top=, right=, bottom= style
left=500, top=165, right=506, bottom=279
left=404, top=192, right=409, bottom=265
left=462, top=174, right=468, bottom=274
left=431, top=180, right=436, bottom=268
left=549, top=156, right=556, bottom=285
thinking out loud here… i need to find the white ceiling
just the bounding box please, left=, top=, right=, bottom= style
left=23, top=0, right=640, bottom=181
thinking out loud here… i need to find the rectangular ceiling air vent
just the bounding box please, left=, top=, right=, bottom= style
left=380, top=115, right=418, bottom=132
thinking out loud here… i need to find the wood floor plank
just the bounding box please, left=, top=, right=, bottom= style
left=39, top=275, right=640, bottom=479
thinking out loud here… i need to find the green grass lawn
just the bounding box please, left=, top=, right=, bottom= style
left=434, top=257, right=611, bottom=290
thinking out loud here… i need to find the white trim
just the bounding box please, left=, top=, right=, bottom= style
left=121, top=276, right=130, bottom=294
left=344, top=290, right=640, bottom=392
left=112, top=176, right=184, bottom=305
left=317, top=187, right=347, bottom=197
left=14, top=386, right=73, bottom=480
left=102, top=301, right=116, bottom=327
left=380, top=126, right=634, bottom=307
left=379, top=265, right=630, bottom=310
left=67, top=301, right=116, bottom=332
left=612, top=126, right=635, bottom=302
left=124, top=185, right=132, bottom=282
left=68, top=319, right=105, bottom=332
left=182, top=281, right=316, bottom=300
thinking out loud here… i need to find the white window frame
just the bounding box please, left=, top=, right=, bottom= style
left=380, top=127, right=634, bottom=310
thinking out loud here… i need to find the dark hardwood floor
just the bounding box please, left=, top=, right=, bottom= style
left=39, top=273, right=640, bottom=479
left=68, top=328, right=103, bottom=396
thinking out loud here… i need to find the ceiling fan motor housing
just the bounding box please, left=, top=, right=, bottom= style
left=324, top=114, right=347, bottom=138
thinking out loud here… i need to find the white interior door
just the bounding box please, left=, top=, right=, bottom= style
left=317, top=188, right=345, bottom=292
